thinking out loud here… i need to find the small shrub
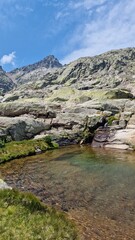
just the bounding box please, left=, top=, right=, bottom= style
left=43, top=135, right=52, bottom=146
left=107, top=115, right=119, bottom=125
left=0, top=139, right=5, bottom=148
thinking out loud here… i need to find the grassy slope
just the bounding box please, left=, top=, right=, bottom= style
left=0, top=189, right=79, bottom=240
left=0, top=138, right=58, bottom=164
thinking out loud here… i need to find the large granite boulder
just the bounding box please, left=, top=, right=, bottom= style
left=0, top=100, right=57, bottom=118
left=0, top=116, right=46, bottom=141
left=92, top=126, right=135, bottom=150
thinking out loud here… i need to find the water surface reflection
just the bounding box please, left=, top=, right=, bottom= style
left=0, top=146, right=135, bottom=239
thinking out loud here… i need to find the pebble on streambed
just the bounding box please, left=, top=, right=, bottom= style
left=0, top=179, right=12, bottom=189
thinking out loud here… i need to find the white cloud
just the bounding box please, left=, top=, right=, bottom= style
left=0, top=52, right=16, bottom=66
left=62, top=0, right=135, bottom=64
left=55, top=11, right=70, bottom=20
left=69, top=0, right=107, bottom=10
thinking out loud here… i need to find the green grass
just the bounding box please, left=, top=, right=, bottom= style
left=107, top=115, right=119, bottom=125
left=0, top=189, right=79, bottom=240
left=0, top=138, right=59, bottom=164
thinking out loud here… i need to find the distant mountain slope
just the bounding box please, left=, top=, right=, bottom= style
left=9, top=55, right=63, bottom=84
left=55, top=47, right=135, bottom=90
left=0, top=66, right=15, bottom=95
left=8, top=47, right=135, bottom=91
left=1, top=47, right=135, bottom=97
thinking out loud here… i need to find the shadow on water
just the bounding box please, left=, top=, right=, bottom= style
left=1, top=145, right=135, bottom=239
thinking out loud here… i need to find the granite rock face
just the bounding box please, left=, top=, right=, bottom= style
left=1, top=48, right=135, bottom=148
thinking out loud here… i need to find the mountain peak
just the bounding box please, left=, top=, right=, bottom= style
left=10, top=55, right=62, bottom=76
left=41, top=55, right=62, bottom=68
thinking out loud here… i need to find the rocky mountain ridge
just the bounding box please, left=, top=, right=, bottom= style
left=9, top=55, right=62, bottom=85
left=9, top=47, right=135, bottom=90
left=1, top=47, right=135, bottom=150
left=0, top=66, right=15, bottom=94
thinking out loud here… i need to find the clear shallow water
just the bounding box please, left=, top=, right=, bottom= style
left=0, top=145, right=135, bottom=239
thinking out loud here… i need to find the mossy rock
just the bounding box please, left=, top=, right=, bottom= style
left=47, top=87, right=79, bottom=101
left=0, top=138, right=58, bottom=163
left=51, top=97, right=68, bottom=102
left=105, top=89, right=134, bottom=99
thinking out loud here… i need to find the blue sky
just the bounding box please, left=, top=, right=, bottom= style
left=0, top=0, right=135, bottom=71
